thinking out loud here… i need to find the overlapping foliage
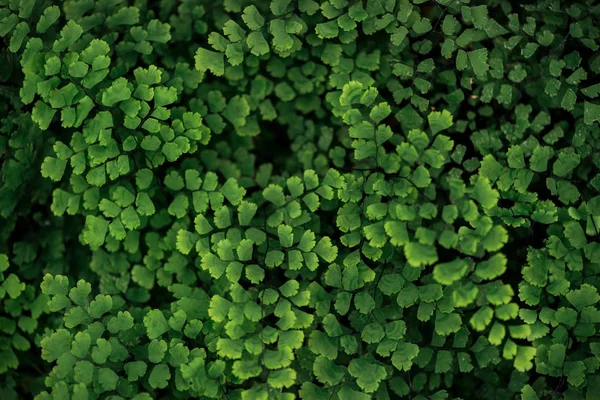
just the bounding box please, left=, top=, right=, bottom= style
left=1, top=0, right=600, bottom=399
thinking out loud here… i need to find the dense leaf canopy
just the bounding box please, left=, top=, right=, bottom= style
left=1, top=0, right=600, bottom=399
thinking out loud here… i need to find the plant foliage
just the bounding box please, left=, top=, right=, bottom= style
left=1, top=0, right=600, bottom=399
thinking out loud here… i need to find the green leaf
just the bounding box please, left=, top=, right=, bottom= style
left=247, top=31, right=270, bottom=56
left=564, top=221, right=586, bottom=249
left=238, top=201, right=258, bottom=226
left=74, top=360, right=94, bottom=385
left=470, top=306, right=493, bottom=331
left=41, top=157, right=67, bottom=181
left=270, top=19, right=293, bottom=52
left=314, top=237, right=338, bottom=262
left=125, top=361, right=148, bottom=381
left=428, top=110, right=453, bottom=135
left=37, top=6, right=61, bottom=33
left=271, top=0, right=292, bottom=15
left=507, top=146, right=525, bottom=169
left=564, top=361, right=586, bottom=387
left=32, top=101, right=57, bottom=130
left=566, top=284, right=600, bottom=311
left=584, top=101, right=600, bottom=125
left=102, top=78, right=132, bottom=107
left=89, top=294, right=112, bottom=318
left=195, top=48, right=225, bottom=76
left=362, top=323, right=385, bottom=344
left=313, top=356, right=344, bottom=385
left=405, top=242, right=438, bottom=267
left=514, top=346, right=536, bottom=372
left=412, top=18, right=432, bottom=35
left=468, top=48, right=489, bottom=76
left=154, top=86, right=178, bottom=107
left=529, top=146, right=554, bottom=172
left=91, top=338, right=111, bottom=364
left=471, top=176, right=499, bottom=209
left=2, top=274, right=25, bottom=299
left=144, top=309, right=170, bottom=339
left=391, top=342, right=420, bottom=371
left=547, top=343, right=566, bottom=368
left=148, top=364, right=171, bottom=389
left=0, top=254, right=8, bottom=273
left=40, top=329, right=71, bottom=362
left=83, top=216, right=109, bottom=248
left=263, top=184, right=285, bottom=206
left=552, top=151, right=580, bottom=177
left=435, top=350, right=453, bottom=373
left=435, top=312, right=462, bottom=336
left=308, top=331, right=338, bottom=360
left=107, top=311, right=134, bottom=333
left=148, top=339, right=167, bottom=363
left=433, top=258, right=468, bottom=285
left=316, top=20, right=339, bottom=39
left=268, top=368, right=296, bottom=389
left=354, top=291, right=375, bottom=314
left=521, top=385, right=540, bottom=400
left=476, top=254, right=507, bottom=280
left=242, top=6, right=265, bottom=30
left=53, top=20, right=83, bottom=52
left=348, top=358, right=387, bottom=393
left=71, top=332, right=91, bottom=358
left=221, top=178, right=246, bottom=205
left=223, top=96, right=250, bottom=128
left=264, top=347, right=293, bottom=369
left=69, top=61, right=89, bottom=78
left=147, top=20, right=171, bottom=43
